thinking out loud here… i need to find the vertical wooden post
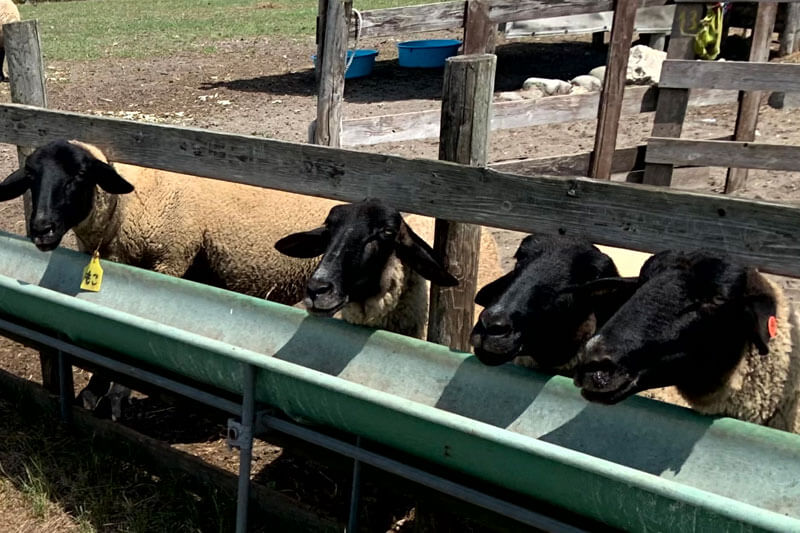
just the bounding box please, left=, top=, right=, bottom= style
left=642, top=3, right=704, bottom=186
left=779, top=2, right=800, bottom=56
left=315, top=0, right=328, bottom=87
left=724, top=2, right=777, bottom=194
left=427, top=54, right=496, bottom=351
left=589, top=0, right=638, bottom=181
left=314, top=0, right=351, bottom=147
left=5, top=20, right=58, bottom=393
left=463, top=0, right=495, bottom=55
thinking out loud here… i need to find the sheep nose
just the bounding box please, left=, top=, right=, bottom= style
left=480, top=309, right=512, bottom=337
left=307, top=278, right=333, bottom=298
left=31, top=219, right=55, bottom=235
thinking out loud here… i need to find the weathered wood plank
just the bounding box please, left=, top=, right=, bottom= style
left=356, top=0, right=671, bottom=38
left=590, top=0, right=639, bottom=180
left=314, top=0, right=350, bottom=147
left=0, top=104, right=799, bottom=276
left=725, top=2, right=778, bottom=193
left=428, top=54, right=495, bottom=351
left=660, top=60, right=800, bottom=93
left=341, top=87, right=737, bottom=146
left=642, top=2, right=703, bottom=186
left=779, top=2, right=800, bottom=56
left=646, top=137, right=800, bottom=171
left=674, top=0, right=800, bottom=3
left=463, top=0, right=495, bottom=55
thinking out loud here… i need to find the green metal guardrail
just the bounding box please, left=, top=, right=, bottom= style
left=0, top=230, right=797, bottom=532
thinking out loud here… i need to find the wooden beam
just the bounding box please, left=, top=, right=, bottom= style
left=463, top=0, right=495, bottom=55
left=725, top=2, right=778, bottom=193
left=1, top=104, right=799, bottom=276
left=646, top=137, right=800, bottom=171
left=642, top=2, right=704, bottom=186
left=341, top=87, right=737, bottom=147
left=428, top=54, right=496, bottom=351
left=590, top=0, right=639, bottom=180
left=314, top=0, right=350, bottom=147
left=356, top=0, right=671, bottom=38
left=660, top=60, right=800, bottom=93
left=779, top=2, right=800, bottom=56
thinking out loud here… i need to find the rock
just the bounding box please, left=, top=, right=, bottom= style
left=626, top=44, right=667, bottom=85
left=768, top=92, right=800, bottom=110
left=496, top=91, right=524, bottom=102
left=519, top=86, right=545, bottom=100
left=570, top=75, right=602, bottom=92
left=522, top=77, right=571, bottom=96
left=589, top=66, right=606, bottom=83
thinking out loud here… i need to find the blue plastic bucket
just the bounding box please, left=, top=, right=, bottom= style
left=397, top=39, right=462, bottom=68
left=312, top=49, right=379, bottom=79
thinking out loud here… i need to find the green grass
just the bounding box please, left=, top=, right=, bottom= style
left=20, top=0, right=443, bottom=61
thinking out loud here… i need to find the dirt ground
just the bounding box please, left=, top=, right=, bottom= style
left=0, top=28, right=798, bottom=531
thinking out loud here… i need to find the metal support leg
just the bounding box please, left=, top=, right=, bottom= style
left=230, top=363, right=256, bottom=533
left=57, top=350, right=73, bottom=424
left=347, top=436, right=362, bottom=532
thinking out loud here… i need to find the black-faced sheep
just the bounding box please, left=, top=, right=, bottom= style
left=0, top=139, right=339, bottom=417
left=470, top=234, right=629, bottom=372
left=0, top=139, right=338, bottom=302
left=0, top=0, right=20, bottom=83
left=274, top=198, right=504, bottom=339
left=574, top=250, right=800, bottom=433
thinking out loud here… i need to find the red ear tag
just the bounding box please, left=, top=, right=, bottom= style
left=768, top=316, right=778, bottom=339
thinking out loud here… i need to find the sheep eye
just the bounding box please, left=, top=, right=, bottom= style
left=381, top=228, right=395, bottom=239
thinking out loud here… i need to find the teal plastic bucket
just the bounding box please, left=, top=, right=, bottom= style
left=397, top=39, right=462, bottom=68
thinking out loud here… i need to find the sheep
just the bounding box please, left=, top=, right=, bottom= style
left=274, top=198, right=504, bottom=340
left=0, top=138, right=339, bottom=416
left=574, top=250, right=800, bottom=433
left=0, top=139, right=338, bottom=302
left=0, top=0, right=20, bottom=83
left=470, top=234, right=630, bottom=372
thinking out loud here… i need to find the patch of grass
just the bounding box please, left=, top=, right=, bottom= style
left=20, top=0, right=442, bottom=61
left=0, top=396, right=236, bottom=532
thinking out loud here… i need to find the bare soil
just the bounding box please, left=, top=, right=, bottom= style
left=0, top=29, right=798, bottom=531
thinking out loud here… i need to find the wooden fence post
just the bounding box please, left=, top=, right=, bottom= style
left=779, top=2, right=800, bottom=56
left=463, top=0, right=495, bottom=55
left=4, top=20, right=59, bottom=393
left=725, top=2, right=778, bottom=194
left=427, top=54, right=496, bottom=351
left=314, top=0, right=351, bottom=147
left=589, top=0, right=639, bottom=181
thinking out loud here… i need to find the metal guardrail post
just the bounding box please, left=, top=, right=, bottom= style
left=230, top=363, right=256, bottom=533
left=57, top=350, right=73, bottom=424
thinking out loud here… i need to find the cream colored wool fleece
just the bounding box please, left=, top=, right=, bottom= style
left=0, top=0, right=20, bottom=48
left=643, top=277, right=800, bottom=433
left=340, top=213, right=504, bottom=339
left=68, top=141, right=338, bottom=304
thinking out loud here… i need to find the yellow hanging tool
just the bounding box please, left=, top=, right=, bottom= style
left=694, top=3, right=725, bottom=60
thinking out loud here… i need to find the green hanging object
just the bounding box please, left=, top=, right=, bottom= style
left=694, top=4, right=724, bottom=60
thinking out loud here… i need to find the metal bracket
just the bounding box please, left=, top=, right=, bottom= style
left=226, top=418, right=253, bottom=451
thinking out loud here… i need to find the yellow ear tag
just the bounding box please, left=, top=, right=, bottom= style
left=80, top=251, right=104, bottom=292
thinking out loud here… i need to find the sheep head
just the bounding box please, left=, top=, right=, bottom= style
left=574, top=251, right=778, bottom=405
left=470, top=234, right=621, bottom=370
left=274, top=198, right=457, bottom=316
left=0, top=139, right=134, bottom=251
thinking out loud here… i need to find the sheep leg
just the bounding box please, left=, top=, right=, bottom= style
left=0, top=48, right=5, bottom=83
left=77, top=374, right=131, bottom=421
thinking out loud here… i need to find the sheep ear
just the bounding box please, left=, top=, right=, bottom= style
left=89, top=160, right=134, bottom=194
left=274, top=227, right=329, bottom=258
left=475, top=272, right=514, bottom=307
left=394, top=221, right=458, bottom=287
left=565, top=276, right=639, bottom=321
left=0, top=169, right=31, bottom=201
left=744, top=269, right=778, bottom=355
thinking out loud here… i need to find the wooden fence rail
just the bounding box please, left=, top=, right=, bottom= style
left=341, top=87, right=737, bottom=147
left=0, top=103, right=799, bottom=278
left=646, top=138, right=800, bottom=171
left=660, top=60, right=800, bottom=93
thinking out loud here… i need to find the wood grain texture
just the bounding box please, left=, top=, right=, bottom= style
left=1, top=104, right=799, bottom=276
left=642, top=2, right=703, bottom=186
left=463, top=0, right=494, bottom=55
left=590, top=0, right=639, bottom=180
left=428, top=54, right=496, bottom=350
left=341, top=87, right=737, bottom=146
left=779, top=2, right=800, bottom=56
left=725, top=2, right=778, bottom=192
left=660, top=60, right=800, bottom=93
left=356, top=0, right=671, bottom=38
left=646, top=137, right=800, bottom=171
left=314, top=0, right=350, bottom=147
